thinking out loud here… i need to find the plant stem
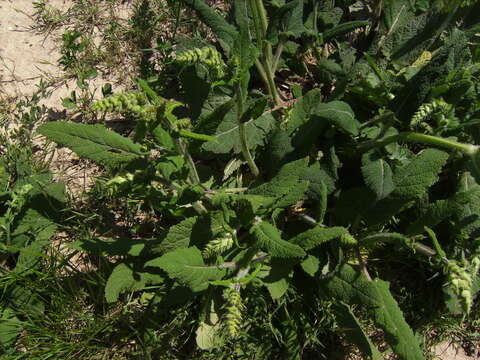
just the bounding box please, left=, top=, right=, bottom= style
left=272, top=41, right=284, bottom=73
left=359, top=132, right=479, bottom=155
left=248, top=0, right=281, bottom=105
left=236, top=84, right=260, bottom=177
left=174, top=138, right=201, bottom=184
left=404, top=133, right=478, bottom=155
left=253, top=0, right=268, bottom=38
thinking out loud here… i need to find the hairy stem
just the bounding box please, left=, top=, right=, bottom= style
left=359, top=132, right=479, bottom=155
left=236, top=83, right=260, bottom=177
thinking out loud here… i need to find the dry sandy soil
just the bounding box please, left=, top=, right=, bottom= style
left=0, top=1, right=478, bottom=359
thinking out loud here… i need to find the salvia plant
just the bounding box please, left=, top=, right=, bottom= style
left=35, top=0, right=480, bottom=358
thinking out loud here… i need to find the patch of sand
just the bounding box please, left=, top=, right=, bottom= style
left=433, top=342, right=479, bottom=360
left=0, top=0, right=71, bottom=105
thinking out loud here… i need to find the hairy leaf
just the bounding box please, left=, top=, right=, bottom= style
left=314, top=101, right=359, bottom=136
left=291, top=226, right=348, bottom=250
left=248, top=174, right=309, bottom=209
left=37, top=122, right=144, bottom=168
left=250, top=222, right=306, bottom=258
left=322, top=264, right=425, bottom=360
left=146, top=247, right=226, bottom=291
left=392, top=149, right=449, bottom=199
left=180, top=0, right=237, bottom=53
left=202, top=113, right=275, bottom=154
left=105, top=262, right=163, bottom=303
left=361, top=151, right=395, bottom=200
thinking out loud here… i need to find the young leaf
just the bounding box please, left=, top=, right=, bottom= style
left=37, top=122, right=145, bottom=168
left=250, top=221, right=306, bottom=258
left=322, top=264, right=425, bottom=360
left=146, top=247, right=226, bottom=292
left=291, top=226, right=348, bottom=250
left=361, top=151, right=395, bottom=200
left=392, top=148, right=449, bottom=199
left=105, top=262, right=163, bottom=303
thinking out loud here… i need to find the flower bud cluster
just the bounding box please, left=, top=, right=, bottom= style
left=92, top=92, right=152, bottom=118
left=175, top=46, right=225, bottom=78
left=340, top=232, right=357, bottom=247
left=202, top=232, right=234, bottom=259
left=222, top=286, right=243, bottom=338
left=446, top=259, right=475, bottom=312
left=410, top=99, right=452, bottom=133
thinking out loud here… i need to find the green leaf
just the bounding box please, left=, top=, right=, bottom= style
left=322, top=264, right=425, bottom=360
left=334, top=303, right=383, bottom=360
left=287, top=88, right=321, bottom=135
left=392, top=148, right=449, bottom=199
left=240, top=96, right=268, bottom=123
left=0, top=308, right=23, bottom=346
left=300, top=255, right=320, bottom=276
left=259, top=259, right=297, bottom=299
left=361, top=151, right=395, bottom=200
left=314, top=101, right=359, bottom=136
left=196, top=320, right=223, bottom=350
left=406, top=193, right=471, bottom=235
left=180, top=0, right=237, bottom=53
left=201, top=113, right=275, bottom=154
left=178, top=129, right=219, bottom=143
left=158, top=217, right=197, bottom=253
left=250, top=222, right=306, bottom=258
left=146, top=247, right=226, bottom=292
left=323, top=21, right=369, bottom=42
left=105, top=262, right=163, bottom=303
left=248, top=174, right=309, bottom=209
left=383, top=0, right=413, bottom=32
left=291, top=226, right=348, bottom=250
left=37, top=122, right=145, bottom=168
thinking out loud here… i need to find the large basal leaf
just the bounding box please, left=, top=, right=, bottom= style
left=392, top=148, right=449, bottom=199
left=291, top=226, right=348, bottom=250
left=37, top=122, right=145, bottom=168
left=361, top=151, right=395, bottom=200
left=146, top=247, right=226, bottom=292
left=322, top=264, right=425, bottom=360
left=250, top=221, right=306, bottom=258
left=105, top=262, right=164, bottom=303
left=201, top=113, right=275, bottom=154
left=180, top=0, right=237, bottom=53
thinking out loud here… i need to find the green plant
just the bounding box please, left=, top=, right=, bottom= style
left=0, top=89, right=66, bottom=354
left=35, top=0, right=480, bottom=358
